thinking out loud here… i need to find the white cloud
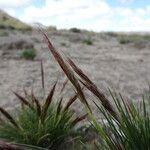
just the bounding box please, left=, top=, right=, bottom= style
left=21, top=0, right=110, bottom=19
left=118, top=0, right=134, bottom=4
left=19, top=0, right=112, bottom=25
left=1, top=0, right=150, bottom=31
left=0, top=0, right=31, bottom=8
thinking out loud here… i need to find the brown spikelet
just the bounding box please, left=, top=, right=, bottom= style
left=42, top=33, right=92, bottom=113
left=64, top=93, right=78, bottom=112
left=14, top=92, right=33, bottom=109
left=67, top=57, right=118, bottom=120
left=0, top=107, right=19, bottom=128
left=68, top=58, right=93, bottom=85
left=71, top=114, right=87, bottom=127
left=41, top=81, right=57, bottom=122
left=80, top=80, right=118, bottom=120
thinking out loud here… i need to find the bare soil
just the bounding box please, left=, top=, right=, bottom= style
left=0, top=29, right=150, bottom=115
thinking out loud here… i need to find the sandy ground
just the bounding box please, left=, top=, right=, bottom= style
left=0, top=29, right=150, bottom=115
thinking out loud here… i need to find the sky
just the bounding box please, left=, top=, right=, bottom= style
left=0, top=0, right=150, bottom=31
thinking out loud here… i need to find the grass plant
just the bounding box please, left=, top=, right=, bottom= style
left=83, top=38, right=93, bottom=45
left=21, top=48, right=36, bottom=60
left=0, top=60, right=87, bottom=149
left=93, top=91, right=150, bottom=150
left=42, top=31, right=150, bottom=149
left=69, top=28, right=81, bottom=33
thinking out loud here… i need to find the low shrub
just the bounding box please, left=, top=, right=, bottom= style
left=0, top=24, right=15, bottom=30
left=0, top=31, right=9, bottom=36
left=82, top=38, right=93, bottom=45
left=118, top=36, right=131, bottom=44
left=105, top=32, right=118, bottom=37
left=61, top=42, right=67, bottom=47
left=69, top=28, right=81, bottom=33
left=21, top=48, right=36, bottom=60
left=47, top=26, right=57, bottom=31
left=118, top=33, right=150, bottom=44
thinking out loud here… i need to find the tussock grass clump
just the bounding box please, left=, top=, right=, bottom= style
left=93, top=91, right=150, bottom=149
left=21, top=48, right=36, bottom=60
left=0, top=56, right=87, bottom=149
left=0, top=78, right=87, bottom=149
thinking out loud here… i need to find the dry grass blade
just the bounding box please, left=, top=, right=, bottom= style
left=0, top=141, right=24, bottom=150
left=57, top=97, right=63, bottom=116
left=42, top=32, right=92, bottom=113
left=14, top=92, right=33, bottom=109
left=63, top=93, right=78, bottom=112
left=0, top=117, right=4, bottom=123
left=23, top=88, right=28, bottom=97
left=41, top=81, right=57, bottom=122
left=31, top=92, right=41, bottom=116
left=44, top=81, right=57, bottom=106
left=40, top=60, right=45, bottom=90
left=0, top=107, right=19, bottom=129
left=59, top=79, right=68, bottom=94
left=71, top=114, right=87, bottom=127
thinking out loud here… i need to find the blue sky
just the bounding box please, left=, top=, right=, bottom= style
left=0, top=0, right=150, bottom=31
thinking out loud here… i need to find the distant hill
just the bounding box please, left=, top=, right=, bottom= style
left=0, top=9, right=32, bottom=30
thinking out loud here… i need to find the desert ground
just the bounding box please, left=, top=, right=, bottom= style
left=0, top=28, right=150, bottom=115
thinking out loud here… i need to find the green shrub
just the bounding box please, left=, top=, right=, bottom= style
left=61, top=42, right=67, bottom=47
left=83, top=38, right=93, bottom=45
left=118, top=34, right=150, bottom=44
left=69, top=28, right=81, bottom=33
left=21, top=48, right=36, bottom=60
left=47, top=26, right=57, bottom=31
left=105, top=32, right=118, bottom=37
left=118, top=36, right=131, bottom=44
left=0, top=31, right=9, bottom=36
